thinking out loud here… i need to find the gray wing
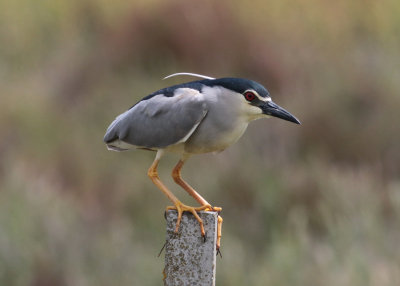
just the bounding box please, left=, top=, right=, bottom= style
left=104, top=88, right=208, bottom=149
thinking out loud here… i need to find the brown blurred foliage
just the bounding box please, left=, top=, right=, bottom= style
left=1, top=0, right=400, bottom=285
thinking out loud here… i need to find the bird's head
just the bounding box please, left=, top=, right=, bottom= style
left=204, top=77, right=301, bottom=124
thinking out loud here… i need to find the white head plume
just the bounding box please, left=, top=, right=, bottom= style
left=163, top=72, right=215, bottom=80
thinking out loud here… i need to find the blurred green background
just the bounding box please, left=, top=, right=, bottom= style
left=1, top=0, right=400, bottom=285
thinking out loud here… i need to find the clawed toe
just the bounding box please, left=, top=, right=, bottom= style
left=166, top=203, right=223, bottom=251
left=202, top=232, right=207, bottom=243
left=167, top=202, right=206, bottom=236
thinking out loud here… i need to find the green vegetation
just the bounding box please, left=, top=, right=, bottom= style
left=1, top=0, right=399, bottom=285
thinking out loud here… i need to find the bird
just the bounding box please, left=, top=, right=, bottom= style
left=103, top=72, right=300, bottom=250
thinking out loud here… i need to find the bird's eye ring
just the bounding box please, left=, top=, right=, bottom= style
left=244, top=91, right=256, bottom=101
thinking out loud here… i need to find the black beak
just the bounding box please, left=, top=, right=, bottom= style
left=261, top=101, right=301, bottom=124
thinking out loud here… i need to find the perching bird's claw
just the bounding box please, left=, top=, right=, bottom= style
left=166, top=201, right=212, bottom=237
left=202, top=231, right=207, bottom=243
left=216, top=248, right=222, bottom=258
left=204, top=205, right=222, bottom=213
left=158, top=240, right=167, bottom=257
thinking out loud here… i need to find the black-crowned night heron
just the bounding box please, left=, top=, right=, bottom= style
left=103, top=73, right=300, bottom=250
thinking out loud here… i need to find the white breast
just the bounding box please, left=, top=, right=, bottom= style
left=183, top=86, right=251, bottom=154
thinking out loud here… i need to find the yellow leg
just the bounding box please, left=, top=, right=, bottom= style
left=147, top=153, right=209, bottom=237
left=172, top=159, right=223, bottom=250
left=171, top=160, right=221, bottom=210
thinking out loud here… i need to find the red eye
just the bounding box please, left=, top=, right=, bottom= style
left=244, top=91, right=256, bottom=101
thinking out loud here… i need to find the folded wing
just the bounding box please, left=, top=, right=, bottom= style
left=104, top=88, right=208, bottom=150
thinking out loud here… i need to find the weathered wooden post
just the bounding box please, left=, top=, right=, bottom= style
left=164, top=210, right=218, bottom=286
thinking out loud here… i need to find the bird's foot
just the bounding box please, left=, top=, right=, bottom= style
left=166, top=202, right=211, bottom=237
left=203, top=206, right=223, bottom=253
left=202, top=206, right=223, bottom=253
left=206, top=205, right=222, bottom=213
left=166, top=202, right=223, bottom=252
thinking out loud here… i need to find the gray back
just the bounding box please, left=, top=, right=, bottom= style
left=104, top=89, right=208, bottom=148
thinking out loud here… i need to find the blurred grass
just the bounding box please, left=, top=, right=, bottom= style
left=1, top=0, right=400, bottom=285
